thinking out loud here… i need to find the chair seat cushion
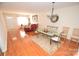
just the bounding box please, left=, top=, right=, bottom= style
left=51, top=37, right=59, bottom=41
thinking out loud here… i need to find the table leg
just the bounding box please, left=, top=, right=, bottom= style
left=50, top=39, right=51, bottom=45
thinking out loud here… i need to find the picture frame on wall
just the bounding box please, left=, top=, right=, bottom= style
left=32, top=15, right=38, bottom=23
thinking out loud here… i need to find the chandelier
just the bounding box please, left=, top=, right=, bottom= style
left=48, top=2, right=59, bottom=23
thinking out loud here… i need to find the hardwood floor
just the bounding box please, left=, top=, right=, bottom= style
left=1, top=29, right=78, bottom=56
left=6, top=30, right=49, bottom=56
left=52, top=40, right=78, bottom=56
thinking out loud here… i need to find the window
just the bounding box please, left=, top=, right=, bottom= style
left=17, top=16, right=29, bottom=26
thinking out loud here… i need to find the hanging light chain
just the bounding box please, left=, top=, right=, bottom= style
left=51, top=2, right=55, bottom=16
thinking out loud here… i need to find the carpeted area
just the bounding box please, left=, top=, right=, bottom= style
left=31, top=34, right=60, bottom=54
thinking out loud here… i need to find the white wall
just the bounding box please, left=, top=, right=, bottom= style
left=38, top=5, right=79, bottom=39
left=0, top=11, right=7, bottom=52
left=55, top=5, right=79, bottom=39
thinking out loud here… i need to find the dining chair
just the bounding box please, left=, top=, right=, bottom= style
left=60, top=27, right=70, bottom=41
left=68, top=28, right=79, bottom=55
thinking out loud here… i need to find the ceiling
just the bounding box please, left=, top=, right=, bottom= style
left=0, top=2, right=79, bottom=13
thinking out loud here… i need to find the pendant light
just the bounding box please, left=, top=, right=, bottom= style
left=48, top=2, right=59, bottom=23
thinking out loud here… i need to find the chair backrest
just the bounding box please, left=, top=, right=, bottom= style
left=61, top=27, right=70, bottom=38
left=31, top=24, right=38, bottom=31
left=47, top=25, right=58, bottom=33
left=72, top=28, right=79, bottom=37
left=62, top=27, right=69, bottom=34
left=71, top=28, right=79, bottom=42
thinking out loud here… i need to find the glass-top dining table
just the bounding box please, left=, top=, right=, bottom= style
left=37, top=29, right=60, bottom=46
